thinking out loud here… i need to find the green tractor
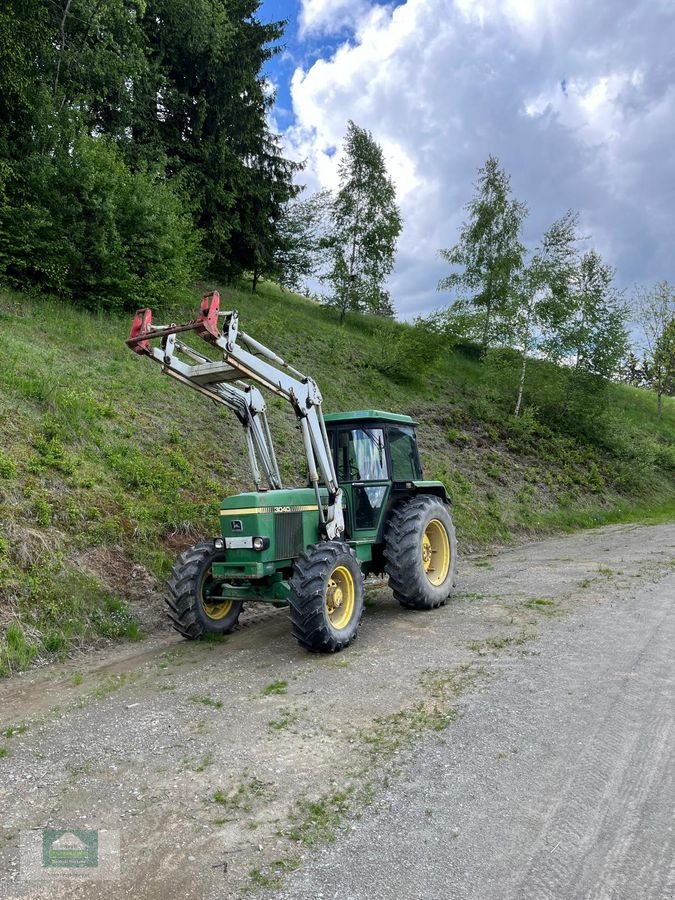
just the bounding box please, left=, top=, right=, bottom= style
left=127, top=293, right=457, bottom=653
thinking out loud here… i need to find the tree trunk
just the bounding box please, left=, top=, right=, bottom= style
left=251, top=268, right=259, bottom=293
left=53, top=0, right=74, bottom=97
left=657, top=387, right=663, bottom=418
left=481, top=300, right=492, bottom=351
left=514, top=353, right=527, bottom=417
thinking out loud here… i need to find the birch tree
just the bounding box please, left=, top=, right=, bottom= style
left=438, top=156, right=527, bottom=350
left=632, top=281, right=675, bottom=416
left=324, top=121, right=402, bottom=322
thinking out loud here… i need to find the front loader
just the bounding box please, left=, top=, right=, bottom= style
left=127, top=292, right=457, bottom=653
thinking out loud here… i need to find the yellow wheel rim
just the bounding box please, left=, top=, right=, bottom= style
left=326, top=565, right=355, bottom=630
left=199, top=569, right=234, bottom=621
left=422, top=519, right=451, bottom=586
left=201, top=597, right=234, bottom=621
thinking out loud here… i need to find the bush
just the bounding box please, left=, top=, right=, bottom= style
left=0, top=136, right=200, bottom=310
left=369, top=320, right=444, bottom=383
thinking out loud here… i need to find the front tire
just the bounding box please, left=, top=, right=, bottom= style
left=166, top=542, right=243, bottom=639
left=384, top=496, right=457, bottom=610
left=289, top=542, right=364, bottom=653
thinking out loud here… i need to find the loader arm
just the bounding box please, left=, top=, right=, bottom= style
left=127, top=292, right=344, bottom=540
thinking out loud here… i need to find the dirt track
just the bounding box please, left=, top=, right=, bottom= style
left=0, top=522, right=673, bottom=899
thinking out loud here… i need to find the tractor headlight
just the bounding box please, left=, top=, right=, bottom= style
left=252, top=536, right=265, bottom=552
left=214, top=538, right=225, bottom=550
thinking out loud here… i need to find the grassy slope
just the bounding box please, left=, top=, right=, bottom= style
left=1, top=282, right=674, bottom=674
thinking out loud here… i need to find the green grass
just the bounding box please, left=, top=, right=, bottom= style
left=2, top=723, right=27, bottom=738
left=190, top=694, right=223, bottom=709
left=263, top=679, right=288, bottom=696
left=0, top=282, right=673, bottom=674
left=212, top=777, right=275, bottom=818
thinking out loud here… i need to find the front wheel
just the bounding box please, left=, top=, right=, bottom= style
left=166, top=542, right=243, bottom=639
left=289, top=542, right=364, bottom=653
left=384, top=496, right=457, bottom=610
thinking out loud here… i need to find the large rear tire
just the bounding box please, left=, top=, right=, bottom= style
left=384, top=496, right=457, bottom=610
left=289, top=541, right=364, bottom=653
left=166, top=542, right=243, bottom=639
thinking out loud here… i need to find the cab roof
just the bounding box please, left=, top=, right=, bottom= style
left=323, top=409, right=416, bottom=426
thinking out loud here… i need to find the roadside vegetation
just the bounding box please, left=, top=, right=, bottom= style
left=1, top=281, right=673, bottom=675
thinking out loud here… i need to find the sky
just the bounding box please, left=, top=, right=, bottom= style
left=259, top=0, right=675, bottom=319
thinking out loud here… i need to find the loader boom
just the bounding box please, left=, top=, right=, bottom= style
left=127, top=292, right=344, bottom=539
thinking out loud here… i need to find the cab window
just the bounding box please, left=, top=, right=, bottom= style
left=389, top=426, right=421, bottom=481
left=335, top=428, right=388, bottom=482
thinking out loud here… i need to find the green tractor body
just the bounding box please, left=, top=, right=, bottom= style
left=212, top=411, right=450, bottom=601
left=127, top=298, right=458, bottom=654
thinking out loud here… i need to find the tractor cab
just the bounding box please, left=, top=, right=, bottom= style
left=323, top=410, right=423, bottom=542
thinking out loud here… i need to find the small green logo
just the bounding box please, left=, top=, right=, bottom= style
left=42, top=829, right=98, bottom=868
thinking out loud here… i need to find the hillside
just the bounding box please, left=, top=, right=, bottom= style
left=1, top=284, right=674, bottom=675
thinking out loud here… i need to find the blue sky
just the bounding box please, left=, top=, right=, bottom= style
left=256, top=0, right=675, bottom=319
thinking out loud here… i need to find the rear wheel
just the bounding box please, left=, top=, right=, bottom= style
left=166, top=542, right=243, bottom=639
left=384, top=496, right=457, bottom=610
left=289, top=542, right=364, bottom=653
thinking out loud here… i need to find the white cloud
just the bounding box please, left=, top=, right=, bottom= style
left=299, top=0, right=371, bottom=36
left=285, top=0, right=675, bottom=317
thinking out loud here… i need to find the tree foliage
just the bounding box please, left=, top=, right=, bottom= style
left=438, top=155, right=527, bottom=348
left=323, top=121, right=402, bottom=322
left=0, top=0, right=298, bottom=308
left=632, top=281, right=675, bottom=416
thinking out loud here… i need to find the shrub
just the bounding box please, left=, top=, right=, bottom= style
left=0, top=136, right=200, bottom=311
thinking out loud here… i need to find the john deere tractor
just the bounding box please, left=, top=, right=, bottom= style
left=127, top=292, right=457, bottom=653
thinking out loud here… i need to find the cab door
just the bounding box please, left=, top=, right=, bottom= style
left=334, top=427, right=390, bottom=540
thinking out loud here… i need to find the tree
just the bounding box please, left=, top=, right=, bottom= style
left=0, top=0, right=301, bottom=304
left=438, top=155, right=527, bottom=350
left=632, top=281, right=675, bottom=416
left=541, top=250, right=628, bottom=379
left=138, top=0, right=298, bottom=281
left=511, top=211, right=580, bottom=416
left=274, top=190, right=332, bottom=293
left=324, top=121, right=402, bottom=323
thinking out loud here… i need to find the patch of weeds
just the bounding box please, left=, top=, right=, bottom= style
left=288, top=788, right=354, bottom=846
left=598, top=565, right=613, bottom=577
left=212, top=777, right=275, bottom=819
left=71, top=672, right=84, bottom=686
left=2, top=723, right=27, bottom=739
left=268, top=716, right=290, bottom=731
left=0, top=450, right=17, bottom=479
left=263, top=679, right=288, bottom=696
left=159, top=683, right=176, bottom=691
left=362, top=667, right=484, bottom=760
left=93, top=674, right=129, bottom=698
left=468, top=631, right=536, bottom=653
left=0, top=747, right=9, bottom=759
left=523, top=598, right=560, bottom=617
left=181, top=752, right=214, bottom=773
left=579, top=577, right=593, bottom=589
left=0, top=623, right=39, bottom=677
left=190, top=694, right=223, bottom=709
left=200, top=632, right=227, bottom=644
left=249, top=857, right=300, bottom=890
left=474, top=561, right=493, bottom=569
left=330, top=657, right=350, bottom=668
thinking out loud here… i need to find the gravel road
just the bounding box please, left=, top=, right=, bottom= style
left=0, top=522, right=673, bottom=900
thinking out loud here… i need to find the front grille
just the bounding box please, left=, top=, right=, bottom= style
left=275, top=511, right=304, bottom=560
